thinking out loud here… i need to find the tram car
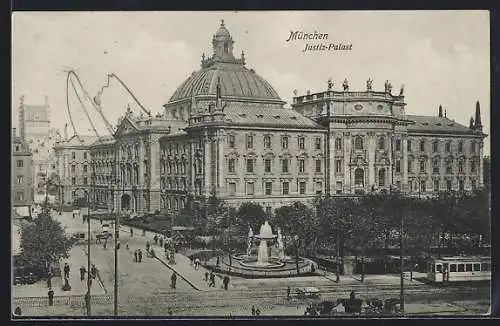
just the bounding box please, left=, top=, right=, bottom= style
left=427, top=256, right=491, bottom=283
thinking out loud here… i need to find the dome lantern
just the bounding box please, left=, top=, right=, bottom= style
left=212, top=19, right=236, bottom=63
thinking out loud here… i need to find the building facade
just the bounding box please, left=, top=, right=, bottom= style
left=12, top=128, right=34, bottom=207
left=57, top=21, right=486, bottom=218
left=18, top=96, right=62, bottom=192
left=54, top=135, right=98, bottom=205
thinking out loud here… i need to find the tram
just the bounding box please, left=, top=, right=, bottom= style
left=427, top=256, right=491, bottom=283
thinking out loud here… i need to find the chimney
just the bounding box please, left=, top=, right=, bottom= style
left=474, top=100, right=482, bottom=130
left=12, top=128, right=16, bottom=138
left=438, top=105, right=443, bottom=117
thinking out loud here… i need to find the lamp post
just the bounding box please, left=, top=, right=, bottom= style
left=294, top=235, right=300, bottom=275
left=399, top=211, right=405, bottom=314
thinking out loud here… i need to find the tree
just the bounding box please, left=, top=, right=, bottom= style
left=236, top=202, right=267, bottom=232
left=19, top=211, right=74, bottom=271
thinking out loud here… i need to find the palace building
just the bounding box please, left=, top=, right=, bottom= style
left=62, top=20, right=486, bottom=216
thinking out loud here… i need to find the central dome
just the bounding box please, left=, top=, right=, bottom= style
left=167, top=20, right=283, bottom=104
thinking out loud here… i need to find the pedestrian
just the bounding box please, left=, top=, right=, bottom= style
left=205, top=271, right=209, bottom=282
left=48, top=288, right=54, bottom=306
left=159, top=237, right=163, bottom=248
left=150, top=248, right=155, bottom=258
left=91, top=264, right=97, bottom=279
left=80, top=265, right=86, bottom=281
left=168, top=308, right=173, bottom=316
left=255, top=308, right=261, bottom=316
left=130, top=228, right=133, bottom=237
left=134, top=250, right=138, bottom=262
left=63, top=263, right=70, bottom=279
left=154, top=234, right=158, bottom=245
left=209, top=272, right=216, bottom=287
left=287, top=286, right=291, bottom=300
left=223, top=275, right=230, bottom=290
left=195, top=258, right=201, bottom=270
left=47, top=271, right=53, bottom=288
left=138, top=249, right=143, bottom=263
left=103, top=239, right=107, bottom=249
left=14, top=306, right=22, bottom=316
left=171, top=272, right=177, bottom=289
left=85, top=292, right=90, bottom=310
left=142, top=229, right=146, bottom=236
left=126, top=243, right=129, bottom=250
left=146, top=241, right=150, bottom=253
left=251, top=305, right=256, bottom=316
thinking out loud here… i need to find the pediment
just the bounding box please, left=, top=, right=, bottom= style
left=114, top=118, right=140, bottom=137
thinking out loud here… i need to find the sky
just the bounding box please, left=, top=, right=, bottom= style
left=12, top=11, right=490, bottom=154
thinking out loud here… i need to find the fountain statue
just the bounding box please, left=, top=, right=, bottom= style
left=276, top=228, right=285, bottom=261
left=254, top=221, right=277, bottom=266
left=246, top=226, right=254, bottom=257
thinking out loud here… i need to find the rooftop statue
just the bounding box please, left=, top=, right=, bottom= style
left=342, top=78, right=349, bottom=91
left=384, top=80, right=393, bottom=93
left=327, top=78, right=334, bottom=90
left=399, top=84, right=405, bottom=96
left=366, top=78, right=373, bottom=91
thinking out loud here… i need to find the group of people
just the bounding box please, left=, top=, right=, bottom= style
left=133, top=249, right=143, bottom=263
left=251, top=305, right=261, bottom=316
left=204, top=270, right=217, bottom=288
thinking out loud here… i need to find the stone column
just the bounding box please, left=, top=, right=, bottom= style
left=343, top=132, right=351, bottom=192
left=216, top=131, right=225, bottom=197
left=189, top=139, right=195, bottom=193
left=387, top=133, right=393, bottom=187
left=203, top=131, right=212, bottom=197
left=402, top=136, right=409, bottom=192
left=365, top=132, right=377, bottom=190
left=328, top=130, right=336, bottom=195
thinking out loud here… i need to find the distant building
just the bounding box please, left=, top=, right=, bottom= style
left=18, top=96, right=62, bottom=193
left=54, top=135, right=98, bottom=205
left=12, top=128, right=33, bottom=208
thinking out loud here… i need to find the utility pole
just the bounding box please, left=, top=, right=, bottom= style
left=114, top=178, right=120, bottom=317
left=86, top=188, right=91, bottom=316
left=399, top=213, right=405, bottom=314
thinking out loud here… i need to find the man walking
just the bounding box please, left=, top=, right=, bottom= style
left=223, top=275, right=230, bottom=290
left=153, top=234, right=158, bottom=245
left=63, top=263, right=70, bottom=279
left=146, top=241, right=150, bottom=254
left=209, top=271, right=216, bottom=288
left=287, top=286, right=291, bottom=300
left=80, top=265, right=86, bottom=281
left=134, top=250, right=138, bottom=263
left=130, top=228, right=134, bottom=237
left=205, top=271, right=209, bottom=282
left=159, top=237, right=163, bottom=248
left=47, top=271, right=53, bottom=288
left=171, top=272, right=177, bottom=289
left=138, top=249, right=143, bottom=263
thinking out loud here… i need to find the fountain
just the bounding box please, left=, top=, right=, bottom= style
left=216, top=221, right=318, bottom=278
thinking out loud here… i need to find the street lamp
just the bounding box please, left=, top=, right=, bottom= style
left=399, top=207, right=405, bottom=314
left=294, top=235, right=300, bottom=275
left=113, top=178, right=120, bottom=316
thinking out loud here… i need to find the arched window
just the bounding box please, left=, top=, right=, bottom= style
left=378, top=137, right=385, bottom=150
left=355, top=168, right=365, bottom=187
left=378, top=169, right=386, bottom=187
left=223, top=42, right=229, bottom=53
left=355, top=136, right=364, bottom=150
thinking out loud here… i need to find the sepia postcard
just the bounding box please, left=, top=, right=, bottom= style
left=11, top=10, right=491, bottom=318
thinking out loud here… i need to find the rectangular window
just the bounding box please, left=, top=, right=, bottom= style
left=458, top=142, right=463, bottom=153
left=458, top=264, right=465, bottom=272
left=228, top=135, right=235, bottom=148
left=458, top=161, right=464, bottom=173
left=432, top=141, right=438, bottom=153
left=282, top=182, right=289, bottom=195
left=436, top=264, right=442, bottom=273
left=17, top=176, right=23, bottom=184
left=298, top=159, right=305, bottom=173
left=84, top=152, right=87, bottom=159
left=72, top=177, right=76, bottom=185
left=264, top=136, right=272, bottom=149
left=395, top=139, right=401, bottom=151
left=266, top=207, right=273, bottom=218
left=420, top=140, right=425, bottom=152
left=395, top=160, right=401, bottom=173
left=473, top=264, right=481, bottom=272
left=299, top=182, right=306, bottom=194
left=282, top=159, right=289, bottom=173
left=336, top=181, right=342, bottom=194
left=465, top=264, right=473, bottom=272
left=471, top=160, right=476, bottom=173
left=470, top=142, right=476, bottom=154
left=433, top=160, right=439, bottom=174
left=447, top=180, right=452, bottom=191
left=16, top=160, right=23, bottom=168
left=72, top=152, right=76, bottom=160
left=407, top=140, right=412, bottom=152
left=459, top=180, right=464, bottom=191
left=420, top=181, right=426, bottom=192
left=408, top=159, right=413, bottom=173
left=83, top=177, right=88, bottom=185
left=335, top=160, right=342, bottom=173
left=71, top=165, right=76, bottom=173
left=450, top=264, right=457, bottom=272
left=315, top=137, right=322, bottom=150
left=472, top=180, right=477, bottom=191
left=420, top=161, right=425, bottom=173
left=316, top=182, right=322, bottom=194
left=446, top=165, right=452, bottom=174
left=265, top=182, right=272, bottom=195
left=83, top=165, right=88, bottom=173
left=315, top=160, right=322, bottom=173
left=434, top=180, right=440, bottom=192
left=228, top=159, right=236, bottom=173
left=246, top=159, right=254, bottom=173
left=246, top=182, right=254, bottom=196
left=246, top=135, right=254, bottom=149
left=281, top=136, right=289, bottom=149
left=335, top=138, right=342, bottom=150
left=481, top=263, right=491, bottom=271
left=228, top=182, right=236, bottom=196
left=445, top=142, right=451, bottom=152
left=17, top=192, right=24, bottom=201
left=298, top=137, right=305, bottom=150
left=264, top=159, right=272, bottom=173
